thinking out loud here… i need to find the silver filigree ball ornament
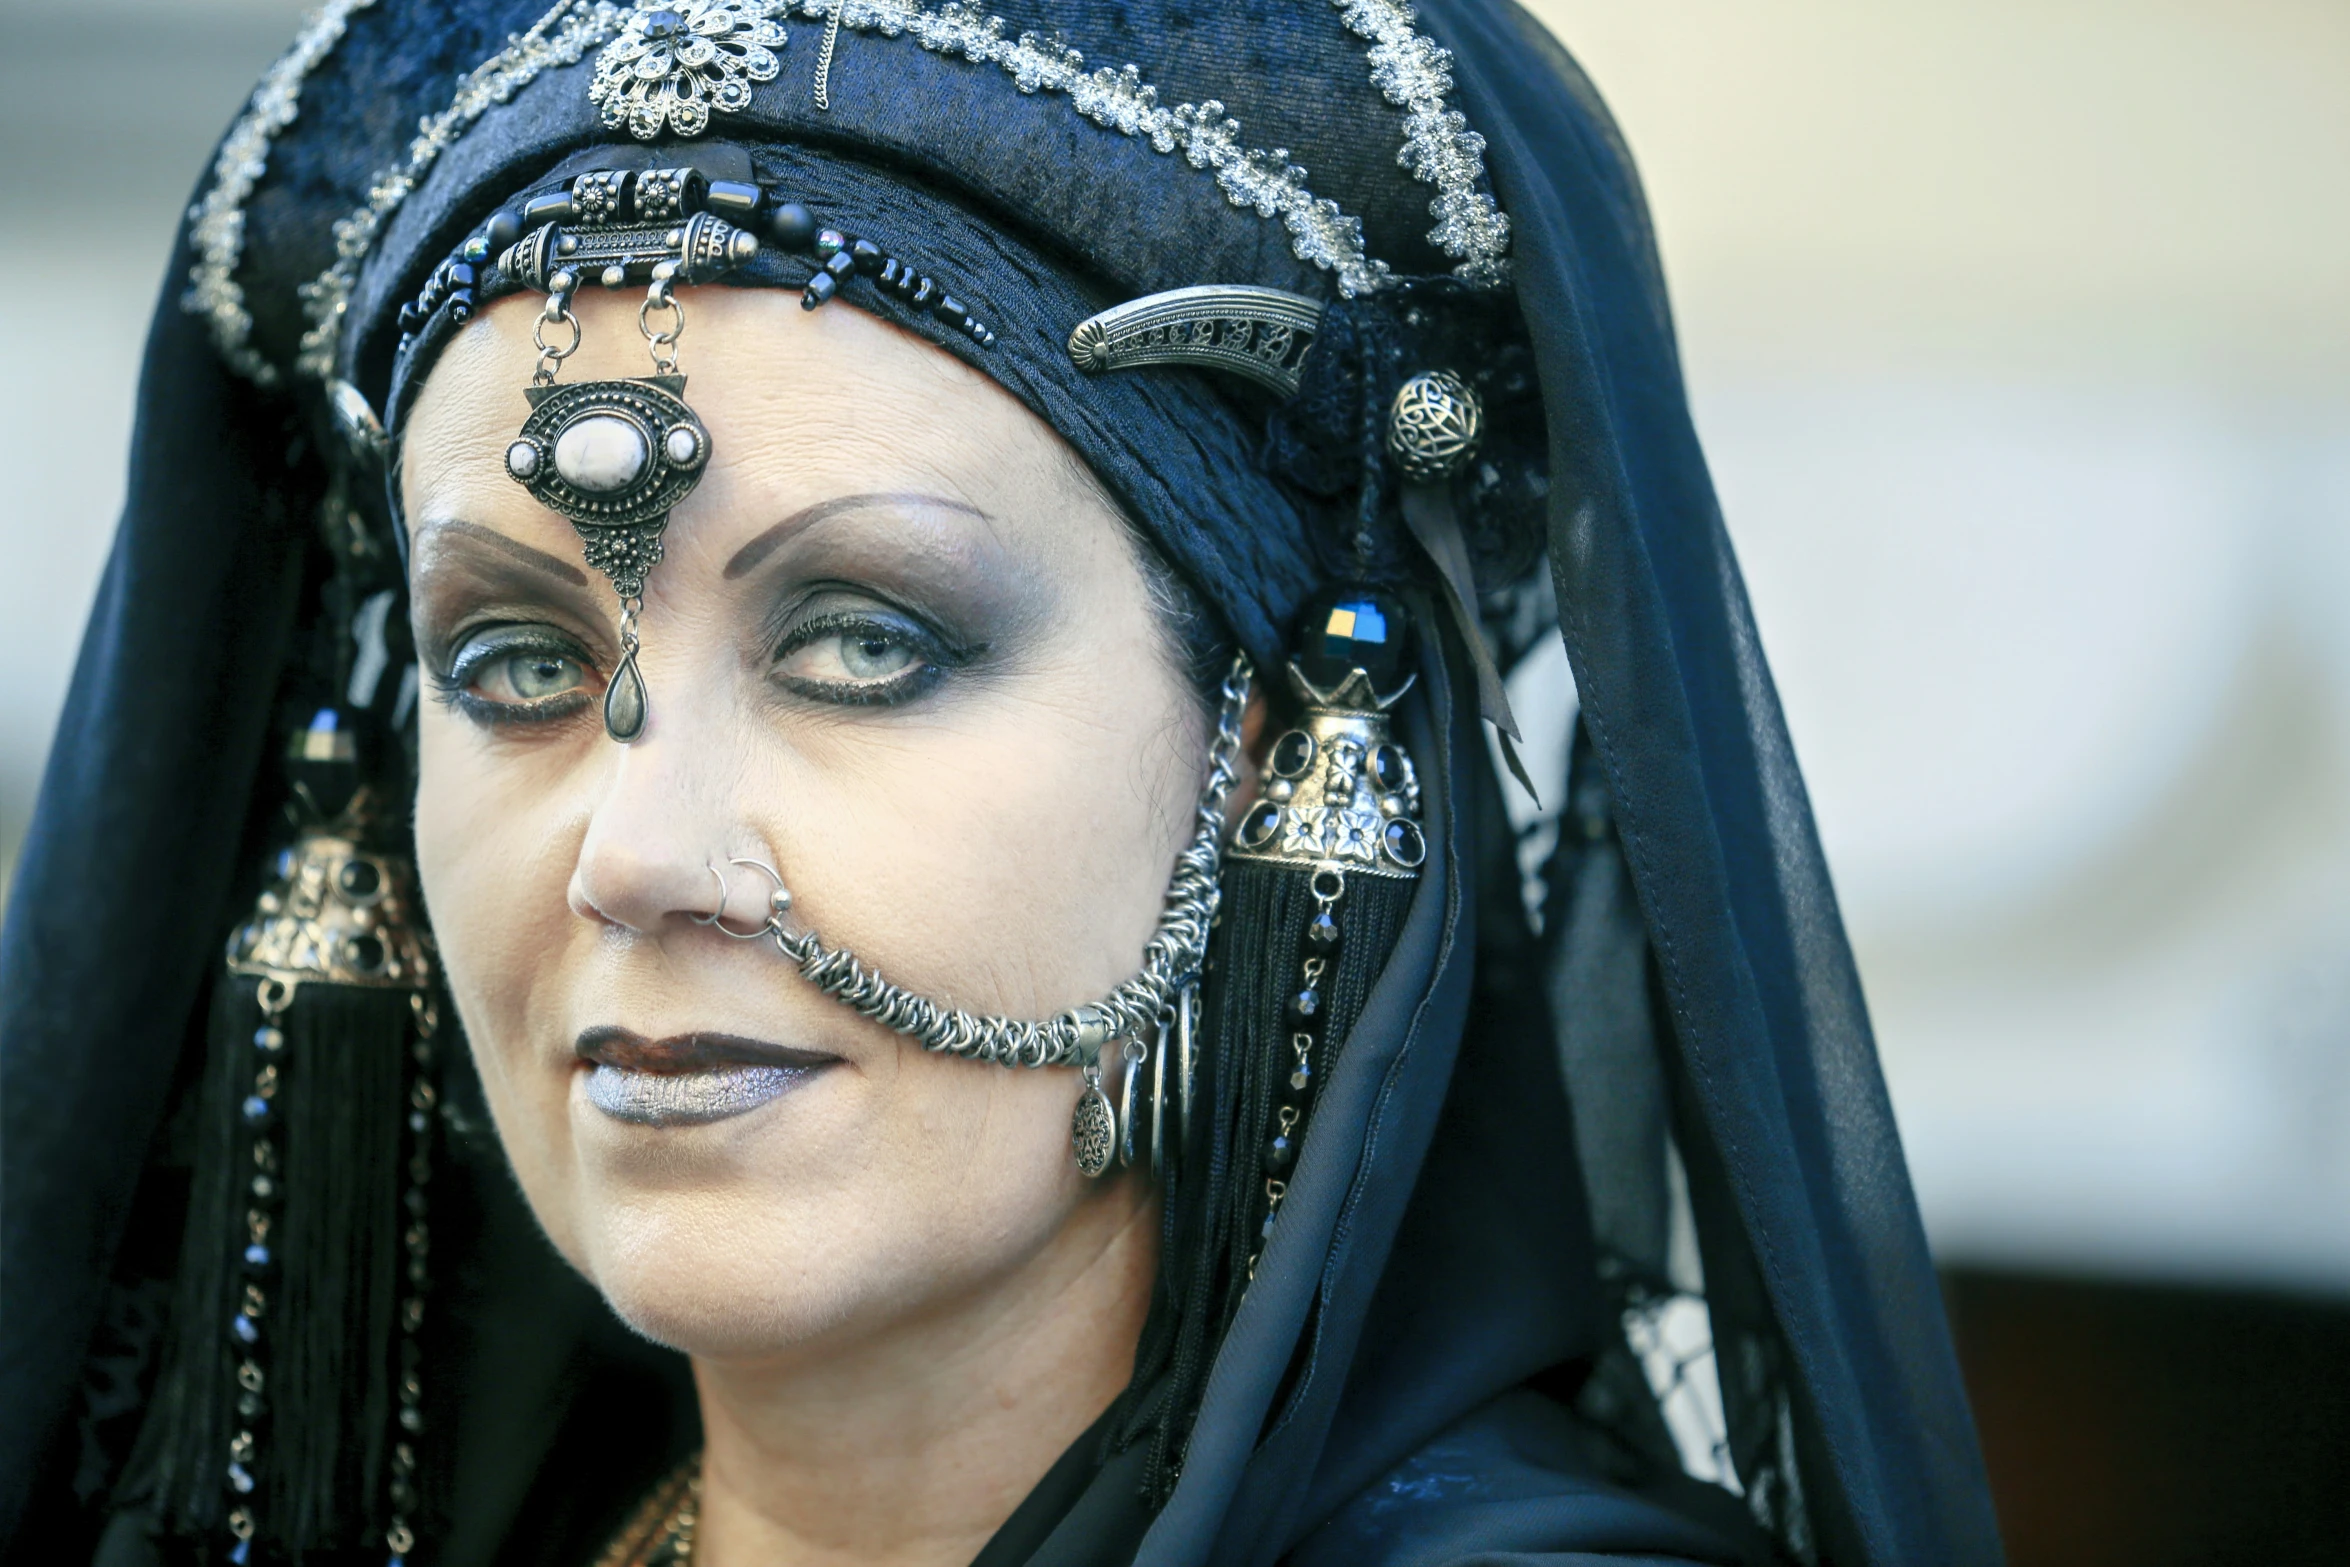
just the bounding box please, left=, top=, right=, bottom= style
left=1385, top=369, right=1485, bottom=483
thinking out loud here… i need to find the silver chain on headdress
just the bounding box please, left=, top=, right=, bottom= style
left=742, top=654, right=1251, bottom=1070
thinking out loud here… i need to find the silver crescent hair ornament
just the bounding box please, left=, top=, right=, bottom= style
left=743, top=655, right=1251, bottom=1073
left=1067, top=285, right=1325, bottom=398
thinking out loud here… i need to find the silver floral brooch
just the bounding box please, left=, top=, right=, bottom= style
left=589, top=1, right=789, bottom=140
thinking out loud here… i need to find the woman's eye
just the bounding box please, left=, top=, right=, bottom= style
left=477, top=650, right=586, bottom=702
left=774, top=617, right=935, bottom=697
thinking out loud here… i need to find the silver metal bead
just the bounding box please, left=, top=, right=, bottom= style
left=1385, top=370, right=1485, bottom=483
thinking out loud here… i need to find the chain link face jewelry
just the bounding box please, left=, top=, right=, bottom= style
left=728, top=656, right=1249, bottom=1177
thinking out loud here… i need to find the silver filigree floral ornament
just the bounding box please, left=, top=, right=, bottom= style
left=589, top=0, right=789, bottom=139
left=499, top=167, right=765, bottom=740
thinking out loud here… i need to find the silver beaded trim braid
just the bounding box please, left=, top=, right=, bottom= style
left=183, top=0, right=380, bottom=386
left=1334, top=0, right=1513, bottom=285
left=196, top=0, right=1511, bottom=380
left=294, top=0, right=627, bottom=377
left=759, top=655, right=1251, bottom=1069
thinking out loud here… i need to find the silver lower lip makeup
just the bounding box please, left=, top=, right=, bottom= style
left=583, top=1062, right=811, bottom=1126
left=574, top=1027, right=834, bottom=1127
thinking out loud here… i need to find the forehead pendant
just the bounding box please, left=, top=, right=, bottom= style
left=499, top=168, right=762, bottom=741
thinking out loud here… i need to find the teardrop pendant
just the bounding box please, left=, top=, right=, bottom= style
left=604, top=648, right=647, bottom=742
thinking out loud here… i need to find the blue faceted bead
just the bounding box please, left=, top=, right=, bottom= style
left=242, top=1244, right=272, bottom=1272
left=241, top=1095, right=272, bottom=1127
left=230, top=1540, right=251, bottom=1565
left=231, top=1313, right=259, bottom=1346
left=1293, top=584, right=1412, bottom=690
left=227, top=1461, right=255, bottom=1494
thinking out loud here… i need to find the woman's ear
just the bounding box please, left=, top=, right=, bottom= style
left=1221, top=683, right=1272, bottom=833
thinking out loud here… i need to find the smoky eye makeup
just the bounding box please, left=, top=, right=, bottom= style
left=765, top=590, right=979, bottom=708
left=428, top=623, right=602, bottom=726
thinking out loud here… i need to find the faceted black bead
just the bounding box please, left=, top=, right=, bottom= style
left=1370, top=743, right=1409, bottom=794
left=485, top=209, right=521, bottom=252
left=399, top=1405, right=425, bottom=1434
left=445, top=262, right=475, bottom=289
left=1287, top=988, right=1321, bottom=1022
left=241, top=1095, right=272, bottom=1127
left=1289, top=1060, right=1314, bottom=1094
left=1292, top=584, right=1412, bottom=691
left=231, top=1312, right=260, bottom=1346
left=802, top=272, right=838, bottom=308
left=1262, top=1131, right=1296, bottom=1173
left=1237, top=801, right=1281, bottom=851
left=1382, top=819, right=1427, bottom=869
left=336, top=857, right=381, bottom=900
left=345, top=934, right=386, bottom=973
left=237, top=1391, right=265, bottom=1420
left=850, top=238, right=885, bottom=274
left=1270, top=730, right=1316, bottom=778
left=253, top=1026, right=285, bottom=1055
left=1306, top=907, right=1341, bottom=949
left=242, top=1243, right=272, bottom=1273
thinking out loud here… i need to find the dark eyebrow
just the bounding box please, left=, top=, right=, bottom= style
left=414, top=517, right=588, bottom=586
left=723, top=492, right=988, bottom=580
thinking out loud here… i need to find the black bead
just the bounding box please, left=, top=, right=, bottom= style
left=1270, top=730, right=1316, bottom=778
left=802, top=272, right=837, bottom=308
left=522, top=191, right=572, bottom=227
left=485, top=209, right=521, bottom=252
left=879, top=257, right=903, bottom=288
left=1370, top=743, right=1409, bottom=794
left=345, top=933, right=386, bottom=973
left=1293, top=583, right=1413, bottom=691
left=1289, top=1059, right=1314, bottom=1093
left=1382, top=819, right=1428, bottom=869
left=1306, top=907, right=1341, bottom=949
left=397, top=302, right=419, bottom=333
left=445, top=261, right=475, bottom=289
left=910, top=276, right=937, bottom=308
left=849, top=238, right=884, bottom=274
left=449, top=292, right=473, bottom=324
left=705, top=179, right=760, bottom=215
left=1287, top=988, right=1321, bottom=1022
left=337, top=857, right=381, bottom=900
left=823, top=249, right=856, bottom=279
left=241, top=1095, right=272, bottom=1127
left=766, top=201, right=814, bottom=249
left=253, top=1025, right=284, bottom=1055
left=237, top=1391, right=265, bottom=1420
left=1237, top=800, right=1281, bottom=850
left=935, top=296, right=969, bottom=327
left=1262, top=1131, right=1296, bottom=1173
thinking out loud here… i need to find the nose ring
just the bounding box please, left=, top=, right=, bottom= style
left=694, top=859, right=785, bottom=939
left=728, top=856, right=793, bottom=927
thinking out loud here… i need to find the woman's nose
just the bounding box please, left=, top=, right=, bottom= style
left=568, top=730, right=749, bottom=935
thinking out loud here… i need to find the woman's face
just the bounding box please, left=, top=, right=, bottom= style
left=404, top=286, right=1208, bottom=1360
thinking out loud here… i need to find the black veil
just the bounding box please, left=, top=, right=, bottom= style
left=0, top=3, right=2001, bottom=1562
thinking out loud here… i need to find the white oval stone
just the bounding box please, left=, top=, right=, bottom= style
left=553, top=415, right=647, bottom=493
left=664, top=425, right=702, bottom=466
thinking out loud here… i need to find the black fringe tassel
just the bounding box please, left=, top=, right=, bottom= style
left=1118, top=855, right=1415, bottom=1503
left=127, top=973, right=414, bottom=1555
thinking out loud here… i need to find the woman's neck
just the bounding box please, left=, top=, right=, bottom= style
left=687, top=1180, right=1159, bottom=1567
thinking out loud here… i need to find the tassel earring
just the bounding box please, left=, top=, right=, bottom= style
left=130, top=709, right=438, bottom=1564
left=1140, top=584, right=1427, bottom=1496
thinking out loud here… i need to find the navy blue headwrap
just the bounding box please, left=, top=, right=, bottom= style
left=0, top=3, right=2002, bottom=1563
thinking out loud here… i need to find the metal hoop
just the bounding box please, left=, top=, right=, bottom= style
left=726, top=857, right=791, bottom=937
left=688, top=862, right=730, bottom=928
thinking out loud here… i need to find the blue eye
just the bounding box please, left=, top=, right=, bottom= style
left=772, top=611, right=949, bottom=705
left=438, top=628, right=596, bottom=724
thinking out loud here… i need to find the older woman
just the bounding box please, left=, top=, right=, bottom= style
left=0, top=3, right=2000, bottom=1565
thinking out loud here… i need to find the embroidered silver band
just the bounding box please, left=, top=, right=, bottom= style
left=184, top=0, right=380, bottom=386
left=1334, top=0, right=1512, bottom=286
left=1068, top=285, right=1323, bottom=398
left=294, top=0, right=627, bottom=379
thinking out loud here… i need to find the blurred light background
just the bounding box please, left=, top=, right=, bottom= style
left=1, top=1, right=2345, bottom=1557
